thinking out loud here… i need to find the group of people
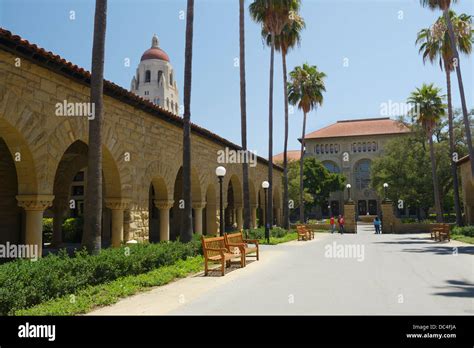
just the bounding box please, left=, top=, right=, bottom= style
left=329, top=215, right=382, bottom=234
left=330, top=215, right=345, bottom=234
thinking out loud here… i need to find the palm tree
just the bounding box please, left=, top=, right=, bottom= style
left=263, top=0, right=304, bottom=229
left=288, top=64, right=326, bottom=223
left=181, top=0, right=194, bottom=243
left=416, top=11, right=473, bottom=226
left=82, top=0, right=107, bottom=254
left=239, top=0, right=251, bottom=232
left=420, top=0, right=474, bottom=177
left=250, top=0, right=293, bottom=229
left=407, top=83, right=446, bottom=223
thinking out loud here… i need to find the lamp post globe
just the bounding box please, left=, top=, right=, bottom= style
left=216, top=166, right=226, bottom=236
left=383, top=182, right=389, bottom=202
left=346, top=183, right=352, bottom=202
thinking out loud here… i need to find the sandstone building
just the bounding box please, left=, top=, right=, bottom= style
left=0, top=29, right=283, bottom=256
left=274, top=117, right=410, bottom=219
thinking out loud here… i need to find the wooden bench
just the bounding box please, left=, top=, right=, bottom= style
left=296, top=225, right=313, bottom=241
left=431, top=224, right=451, bottom=242
left=201, top=236, right=244, bottom=276
left=224, top=230, right=259, bottom=267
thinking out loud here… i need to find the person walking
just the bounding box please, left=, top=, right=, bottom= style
left=330, top=215, right=336, bottom=234
left=374, top=216, right=381, bottom=234
left=338, top=215, right=345, bottom=234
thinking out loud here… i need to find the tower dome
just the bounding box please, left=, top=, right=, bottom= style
left=140, top=34, right=170, bottom=62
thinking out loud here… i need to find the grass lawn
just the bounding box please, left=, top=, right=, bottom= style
left=15, top=256, right=204, bottom=316
left=451, top=234, right=474, bottom=244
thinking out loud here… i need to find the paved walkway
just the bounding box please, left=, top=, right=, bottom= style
left=88, top=225, right=473, bottom=315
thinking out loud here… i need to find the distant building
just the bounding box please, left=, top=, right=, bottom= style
left=130, top=34, right=180, bottom=114
left=274, top=117, right=411, bottom=219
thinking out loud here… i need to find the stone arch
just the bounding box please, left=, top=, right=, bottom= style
left=203, top=183, right=217, bottom=235
left=170, top=166, right=204, bottom=240
left=225, top=174, right=243, bottom=231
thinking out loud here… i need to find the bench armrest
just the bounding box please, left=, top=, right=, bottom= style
left=244, top=239, right=259, bottom=245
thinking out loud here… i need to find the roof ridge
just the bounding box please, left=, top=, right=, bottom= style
left=336, top=117, right=391, bottom=123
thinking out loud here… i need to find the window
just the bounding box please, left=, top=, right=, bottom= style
left=372, top=142, right=377, bottom=151
left=362, top=142, right=366, bottom=152
left=323, top=161, right=340, bottom=173
left=325, top=144, right=329, bottom=153
left=316, top=145, right=320, bottom=154
left=330, top=144, right=334, bottom=153
left=145, top=70, right=151, bottom=83
left=357, top=143, right=361, bottom=152
left=169, top=72, right=173, bottom=85
left=158, top=71, right=163, bottom=84
left=335, top=144, right=340, bottom=154
left=144, top=91, right=149, bottom=96
left=72, top=185, right=84, bottom=196
left=73, top=171, right=84, bottom=182
left=355, top=159, right=371, bottom=190
left=352, top=143, right=356, bottom=153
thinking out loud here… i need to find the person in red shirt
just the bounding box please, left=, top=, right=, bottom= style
left=330, top=216, right=336, bottom=234
left=338, top=215, right=345, bottom=234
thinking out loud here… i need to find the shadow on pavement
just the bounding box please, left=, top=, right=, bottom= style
left=198, top=259, right=257, bottom=277
left=432, top=279, right=474, bottom=299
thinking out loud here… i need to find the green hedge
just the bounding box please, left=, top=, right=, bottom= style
left=452, top=226, right=474, bottom=237
left=0, top=239, right=201, bottom=315
left=247, top=226, right=291, bottom=240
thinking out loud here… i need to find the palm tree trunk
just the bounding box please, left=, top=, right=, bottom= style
left=443, top=9, right=474, bottom=177
left=267, top=34, right=275, bottom=229
left=239, top=0, right=251, bottom=231
left=181, top=0, right=194, bottom=243
left=82, top=0, right=107, bottom=254
left=299, top=112, right=307, bottom=223
left=444, top=62, right=463, bottom=226
left=282, top=51, right=290, bottom=230
left=429, top=134, right=443, bottom=223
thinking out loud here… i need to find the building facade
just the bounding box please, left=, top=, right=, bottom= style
left=0, top=29, right=283, bottom=256
left=275, top=118, right=411, bottom=219
left=130, top=35, right=180, bottom=114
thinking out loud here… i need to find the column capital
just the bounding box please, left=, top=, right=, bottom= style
left=192, top=201, right=206, bottom=210
left=154, top=199, right=174, bottom=210
left=17, top=195, right=54, bottom=211
left=105, top=198, right=131, bottom=210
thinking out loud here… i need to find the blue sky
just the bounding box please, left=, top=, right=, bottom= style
left=1, top=0, right=473, bottom=158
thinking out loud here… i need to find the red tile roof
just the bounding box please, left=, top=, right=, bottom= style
left=304, top=117, right=410, bottom=140
left=273, top=150, right=301, bottom=163
left=0, top=28, right=282, bottom=171
left=141, top=47, right=170, bottom=62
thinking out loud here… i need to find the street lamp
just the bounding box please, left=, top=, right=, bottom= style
left=216, top=166, right=226, bottom=236
left=262, top=180, right=270, bottom=243
left=346, top=183, right=352, bottom=202
left=383, top=183, right=389, bottom=202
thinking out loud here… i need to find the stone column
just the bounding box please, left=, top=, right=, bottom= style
left=206, top=203, right=217, bottom=235
left=105, top=198, right=130, bottom=248
left=192, top=201, right=206, bottom=235
left=16, top=195, right=54, bottom=258
left=250, top=204, right=258, bottom=229
left=154, top=199, right=174, bottom=241
left=236, top=206, right=243, bottom=230
left=381, top=201, right=400, bottom=234
left=343, top=201, right=356, bottom=233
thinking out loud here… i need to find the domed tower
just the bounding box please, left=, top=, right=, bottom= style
left=131, top=34, right=180, bottom=114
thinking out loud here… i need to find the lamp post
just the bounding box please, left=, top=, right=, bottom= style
left=216, top=166, right=226, bottom=236
left=346, top=184, right=352, bottom=202
left=262, top=181, right=270, bottom=243
left=383, top=183, right=389, bottom=202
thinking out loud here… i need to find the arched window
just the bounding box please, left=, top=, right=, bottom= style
left=316, top=145, right=320, bottom=154
left=330, top=144, right=334, bottom=153
left=158, top=71, right=163, bottom=84
left=145, top=70, right=151, bottom=83
left=323, top=161, right=340, bottom=173
left=355, top=160, right=371, bottom=190
left=357, top=143, right=361, bottom=152
left=362, top=142, right=366, bottom=152
left=169, top=72, right=173, bottom=85
left=325, top=144, right=329, bottom=153
left=372, top=142, right=377, bottom=151
left=335, top=144, right=340, bottom=154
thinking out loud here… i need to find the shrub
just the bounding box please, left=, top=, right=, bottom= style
left=247, top=226, right=290, bottom=240
left=452, top=226, right=474, bottom=237
left=0, top=240, right=202, bottom=315
left=42, top=218, right=53, bottom=244
left=63, top=217, right=83, bottom=243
